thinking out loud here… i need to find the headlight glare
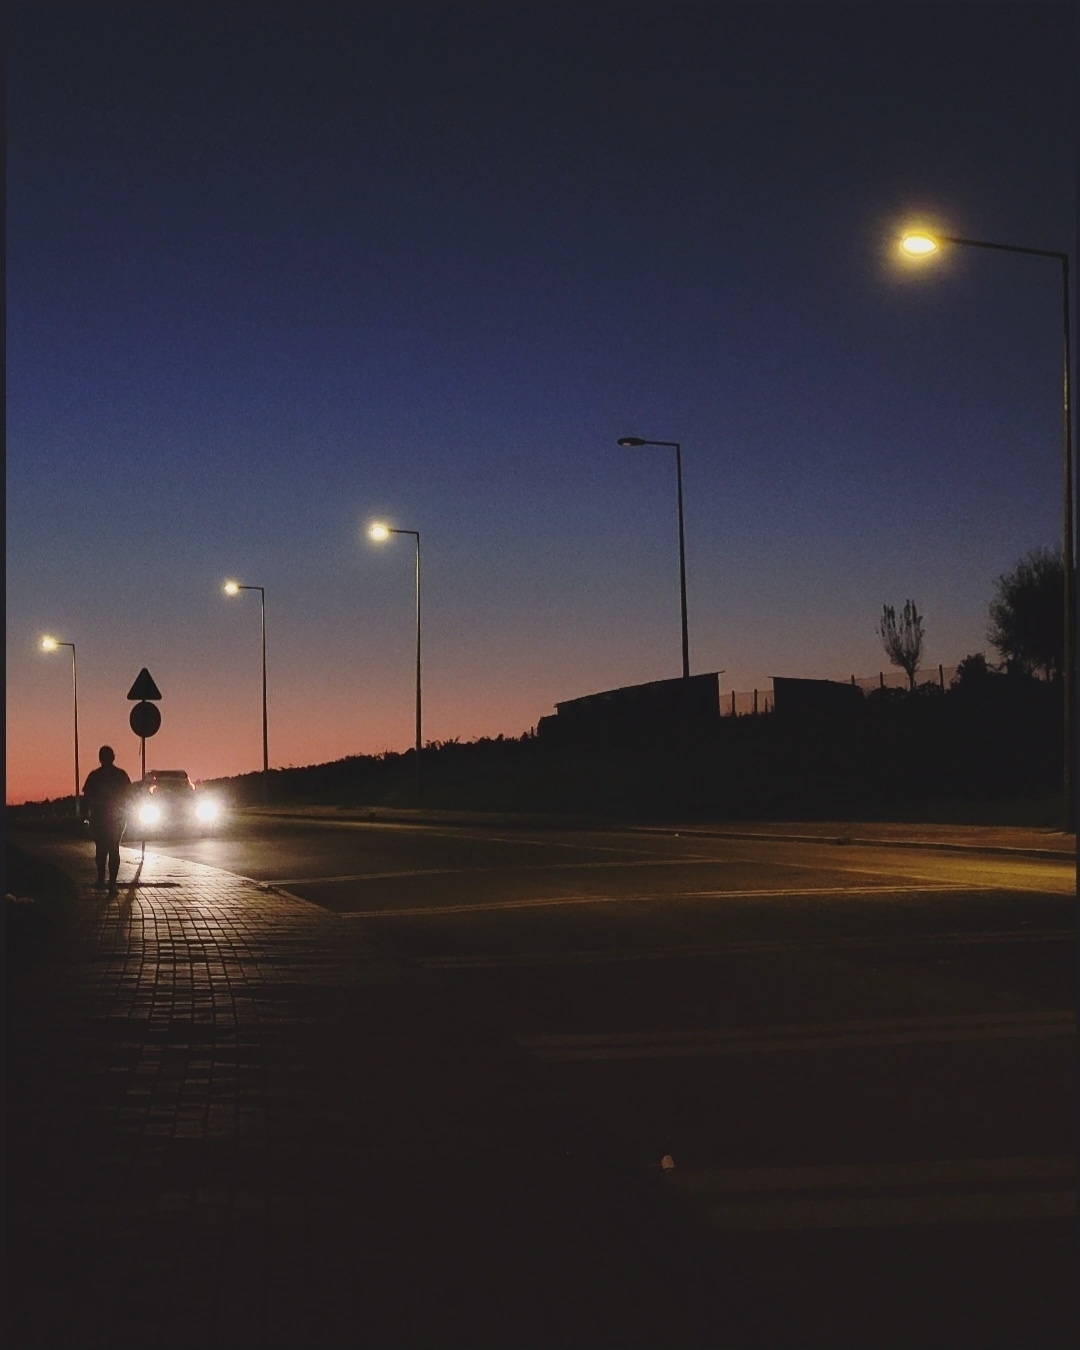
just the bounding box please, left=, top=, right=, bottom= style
left=138, top=803, right=162, bottom=825
left=195, top=798, right=219, bottom=823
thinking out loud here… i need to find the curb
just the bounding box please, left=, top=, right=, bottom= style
left=239, top=807, right=1076, bottom=862
left=626, top=826, right=1077, bottom=863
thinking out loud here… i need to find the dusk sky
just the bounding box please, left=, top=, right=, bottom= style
left=7, top=2, right=1076, bottom=804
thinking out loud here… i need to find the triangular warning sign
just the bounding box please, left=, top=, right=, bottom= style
left=127, top=668, right=162, bottom=701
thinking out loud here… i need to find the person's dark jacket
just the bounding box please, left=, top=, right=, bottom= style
left=81, top=764, right=132, bottom=835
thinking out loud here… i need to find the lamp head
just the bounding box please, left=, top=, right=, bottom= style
left=223, top=580, right=241, bottom=596
left=40, top=635, right=59, bottom=651
left=369, top=522, right=391, bottom=542
left=900, top=232, right=939, bottom=258
left=617, top=437, right=647, bottom=447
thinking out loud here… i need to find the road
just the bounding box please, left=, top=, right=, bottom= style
left=150, top=813, right=1077, bottom=1342
left=12, top=811, right=1077, bottom=1347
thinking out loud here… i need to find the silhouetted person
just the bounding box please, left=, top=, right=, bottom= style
left=81, top=745, right=131, bottom=892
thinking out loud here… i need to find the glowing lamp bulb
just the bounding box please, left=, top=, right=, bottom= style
left=369, top=523, right=391, bottom=542
left=901, top=232, right=939, bottom=257
left=41, top=636, right=59, bottom=651
left=224, top=581, right=240, bottom=596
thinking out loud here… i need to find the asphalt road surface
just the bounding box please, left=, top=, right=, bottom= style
left=124, top=811, right=1077, bottom=1346
left=19, top=811, right=1077, bottom=1347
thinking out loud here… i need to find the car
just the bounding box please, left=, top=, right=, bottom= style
left=129, top=769, right=224, bottom=836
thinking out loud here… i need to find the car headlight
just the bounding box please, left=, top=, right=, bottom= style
left=138, top=802, right=162, bottom=825
left=195, top=798, right=219, bottom=823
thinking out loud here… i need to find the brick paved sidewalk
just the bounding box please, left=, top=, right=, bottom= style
left=7, top=843, right=722, bottom=1350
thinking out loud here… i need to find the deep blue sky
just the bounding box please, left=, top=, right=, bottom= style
left=7, top=2, right=1077, bottom=800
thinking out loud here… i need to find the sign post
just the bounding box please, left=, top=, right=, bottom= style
left=127, top=668, right=163, bottom=780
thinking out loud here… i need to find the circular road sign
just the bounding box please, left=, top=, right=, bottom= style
left=129, top=700, right=162, bottom=738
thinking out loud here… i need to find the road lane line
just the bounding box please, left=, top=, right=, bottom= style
left=524, top=1009, right=1074, bottom=1042
left=265, top=824, right=728, bottom=862
left=691, top=1190, right=1075, bottom=1229
left=520, top=1010, right=1075, bottom=1059
left=266, top=852, right=1065, bottom=887
left=667, top=1154, right=1076, bottom=1230
left=266, top=818, right=1075, bottom=877
left=265, top=856, right=845, bottom=885
left=676, top=1154, right=1077, bottom=1192
left=270, top=869, right=469, bottom=884
left=416, top=927, right=1075, bottom=967
left=530, top=1024, right=1075, bottom=1059
left=754, top=861, right=1077, bottom=895
left=267, top=849, right=1072, bottom=896
left=333, top=882, right=987, bottom=918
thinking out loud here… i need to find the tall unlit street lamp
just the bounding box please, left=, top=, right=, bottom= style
left=223, top=580, right=269, bottom=799
left=617, top=436, right=691, bottom=679
left=369, top=522, right=423, bottom=801
left=899, top=229, right=1074, bottom=831
left=41, top=635, right=80, bottom=816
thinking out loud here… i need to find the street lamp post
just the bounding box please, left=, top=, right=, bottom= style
left=41, top=636, right=80, bottom=816
left=899, top=230, right=1074, bottom=831
left=223, top=581, right=269, bottom=800
left=369, top=523, right=422, bottom=800
left=617, top=437, right=691, bottom=678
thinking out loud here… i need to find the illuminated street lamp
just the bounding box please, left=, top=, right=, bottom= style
left=899, top=232, right=940, bottom=257
left=223, top=580, right=269, bottom=798
left=41, top=635, right=80, bottom=816
left=369, top=521, right=422, bottom=800
left=616, top=436, right=691, bottom=679
left=899, top=228, right=1074, bottom=830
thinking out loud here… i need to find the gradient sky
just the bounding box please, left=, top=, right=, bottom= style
left=7, top=2, right=1076, bottom=803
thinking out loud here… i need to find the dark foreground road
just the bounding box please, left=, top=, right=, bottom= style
left=7, top=812, right=1076, bottom=1349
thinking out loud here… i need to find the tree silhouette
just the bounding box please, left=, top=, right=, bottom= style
left=951, top=652, right=994, bottom=690
left=879, top=600, right=924, bottom=690
left=988, top=547, right=1064, bottom=680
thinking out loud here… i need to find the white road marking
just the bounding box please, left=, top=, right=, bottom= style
left=266, top=855, right=787, bottom=885
left=271, top=821, right=722, bottom=861
left=271, top=868, right=471, bottom=884
left=333, top=882, right=988, bottom=918
left=338, top=891, right=629, bottom=917
left=519, top=1010, right=1076, bottom=1060
left=430, top=829, right=717, bottom=859
left=416, top=927, right=1075, bottom=968
left=678, top=1153, right=1077, bottom=1192
left=667, top=1154, right=1076, bottom=1231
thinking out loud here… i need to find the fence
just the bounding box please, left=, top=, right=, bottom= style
left=720, top=664, right=961, bottom=717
